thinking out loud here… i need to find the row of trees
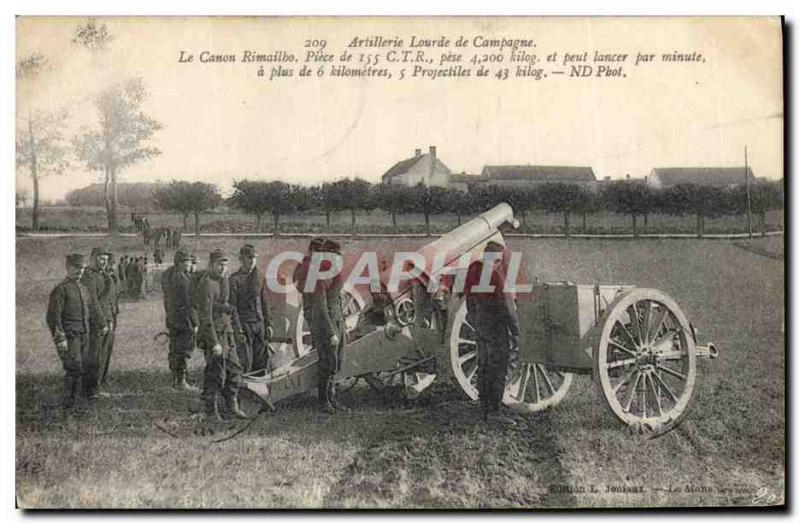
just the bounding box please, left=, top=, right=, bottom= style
left=17, top=19, right=161, bottom=234
left=152, top=177, right=784, bottom=238
left=65, top=182, right=163, bottom=209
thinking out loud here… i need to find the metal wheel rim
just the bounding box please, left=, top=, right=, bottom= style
left=449, top=300, right=574, bottom=411
left=595, top=289, right=697, bottom=435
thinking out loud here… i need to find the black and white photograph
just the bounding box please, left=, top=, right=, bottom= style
left=13, top=15, right=785, bottom=509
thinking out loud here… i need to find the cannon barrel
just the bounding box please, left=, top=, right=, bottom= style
left=415, top=202, right=518, bottom=280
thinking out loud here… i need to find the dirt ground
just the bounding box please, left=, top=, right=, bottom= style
left=15, top=236, right=785, bottom=508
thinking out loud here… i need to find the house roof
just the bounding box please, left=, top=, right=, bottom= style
left=382, top=155, right=425, bottom=181
left=449, top=173, right=486, bottom=183
left=651, top=167, right=756, bottom=187
left=482, top=165, right=596, bottom=182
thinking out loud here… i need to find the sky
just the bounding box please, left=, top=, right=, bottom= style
left=15, top=16, right=784, bottom=202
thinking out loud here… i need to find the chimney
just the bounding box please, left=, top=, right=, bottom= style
left=429, top=145, right=436, bottom=159
left=415, top=148, right=422, bottom=158
left=428, top=145, right=436, bottom=185
left=626, top=174, right=631, bottom=180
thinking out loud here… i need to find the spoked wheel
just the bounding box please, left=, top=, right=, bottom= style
left=294, top=284, right=366, bottom=357
left=594, top=289, right=697, bottom=437
left=449, top=299, right=574, bottom=411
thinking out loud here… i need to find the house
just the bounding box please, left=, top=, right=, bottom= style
left=449, top=172, right=487, bottom=192
left=481, top=165, right=598, bottom=191
left=381, top=146, right=452, bottom=187
left=646, top=167, right=756, bottom=189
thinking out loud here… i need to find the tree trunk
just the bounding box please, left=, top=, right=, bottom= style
left=563, top=211, right=571, bottom=238
left=107, top=167, right=119, bottom=236
left=644, top=213, right=649, bottom=228
left=520, top=209, right=527, bottom=228
left=425, top=213, right=431, bottom=237
left=325, top=210, right=331, bottom=231
left=31, top=175, right=40, bottom=231
left=582, top=211, right=587, bottom=233
left=696, top=214, right=702, bottom=238
left=391, top=211, right=397, bottom=234
left=194, top=213, right=200, bottom=237
left=273, top=213, right=280, bottom=238
left=103, top=167, right=112, bottom=233
left=761, top=211, right=766, bottom=237
left=350, top=209, right=357, bottom=236
left=631, top=214, right=638, bottom=237
left=256, top=213, right=262, bottom=232
left=28, top=118, right=40, bottom=231
left=182, top=214, right=188, bottom=230
left=456, top=211, right=462, bottom=226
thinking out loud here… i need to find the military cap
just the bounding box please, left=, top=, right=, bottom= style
left=90, top=247, right=107, bottom=257
left=322, top=239, right=342, bottom=254
left=309, top=237, right=325, bottom=252
left=174, top=248, right=191, bottom=262
left=209, top=249, right=229, bottom=263
left=239, top=244, right=257, bottom=257
left=66, top=253, right=85, bottom=267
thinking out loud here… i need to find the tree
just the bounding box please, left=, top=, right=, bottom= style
left=153, top=181, right=221, bottom=236
left=372, top=183, right=413, bottom=233
left=660, top=184, right=730, bottom=238
left=72, top=18, right=116, bottom=51
left=534, top=183, right=592, bottom=237
left=440, top=188, right=476, bottom=226
left=577, top=191, right=602, bottom=233
left=329, top=178, right=375, bottom=235
left=601, top=180, right=654, bottom=237
left=65, top=182, right=163, bottom=210
left=229, top=180, right=273, bottom=231
left=74, top=78, right=162, bottom=235
left=309, top=183, right=339, bottom=231
left=16, top=53, right=71, bottom=231
left=405, top=184, right=449, bottom=236
left=730, top=180, right=783, bottom=237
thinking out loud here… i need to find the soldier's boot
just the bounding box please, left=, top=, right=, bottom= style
left=62, top=376, right=78, bottom=410
left=317, top=376, right=336, bottom=414
left=328, top=380, right=350, bottom=413
left=174, top=362, right=200, bottom=393
left=224, top=395, right=249, bottom=419
left=203, top=394, right=223, bottom=423
left=486, top=397, right=516, bottom=426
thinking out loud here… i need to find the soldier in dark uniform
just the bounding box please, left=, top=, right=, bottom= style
left=46, top=254, right=108, bottom=409
left=118, top=255, right=128, bottom=284
left=99, top=252, right=120, bottom=386
left=81, top=247, right=114, bottom=399
left=161, top=248, right=199, bottom=391
left=309, top=239, right=347, bottom=414
left=154, top=246, right=164, bottom=265
left=464, top=241, right=520, bottom=426
left=194, top=249, right=247, bottom=421
left=229, top=244, right=273, bottom=373
left=293, top=237, right=325, bottom=327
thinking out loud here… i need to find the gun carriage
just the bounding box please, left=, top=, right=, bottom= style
left=242, top=203, right=718, bottom=436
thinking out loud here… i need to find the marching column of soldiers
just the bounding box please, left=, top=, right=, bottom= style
left=46, top=238, right=519, bottom=426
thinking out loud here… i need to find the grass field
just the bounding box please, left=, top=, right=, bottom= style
left=16, top=206, right=784, bottom=237
left=15, top=235, right=784, bottom=508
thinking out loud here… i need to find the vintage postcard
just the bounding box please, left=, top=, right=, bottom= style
left=15, top=16, right=784, bottom=509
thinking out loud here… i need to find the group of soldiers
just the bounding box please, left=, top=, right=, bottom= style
left=46, top=237, right=520, bottom=426
left=46, top=248, right=121, bottom=408
left=117, top=255, right=151, bottom=298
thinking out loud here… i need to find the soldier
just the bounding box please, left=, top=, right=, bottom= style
left=46, top=254, right=107, bottom=409
left=464, top=241, right=520, bottom=426
left=81, top=247, right=114, bottom=399
left=229, top=244, right=273, bottom=373
left=309, top=239, right=348, bottom=414
left=161, top=248, right=199, bottom=391
left=154, top=246, right=164, bottom=265
left=118, top=255, right=128, bottom=284
left=292, top=237, right=325, bottom=326
left=194, top=249, right=247, bottom=421
left=99, top=252, right=120, bottom=386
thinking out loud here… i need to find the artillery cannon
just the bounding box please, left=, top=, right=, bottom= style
left=241, top=203, right=718, bottom=436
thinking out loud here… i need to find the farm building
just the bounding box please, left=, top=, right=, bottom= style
left=645, top=167, right=756, bottom=189
left=480, top=165, right=598, bottom=191
left=449, top=172, right=486, bottom=192
left=381, top=146, right=452, bottom=187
